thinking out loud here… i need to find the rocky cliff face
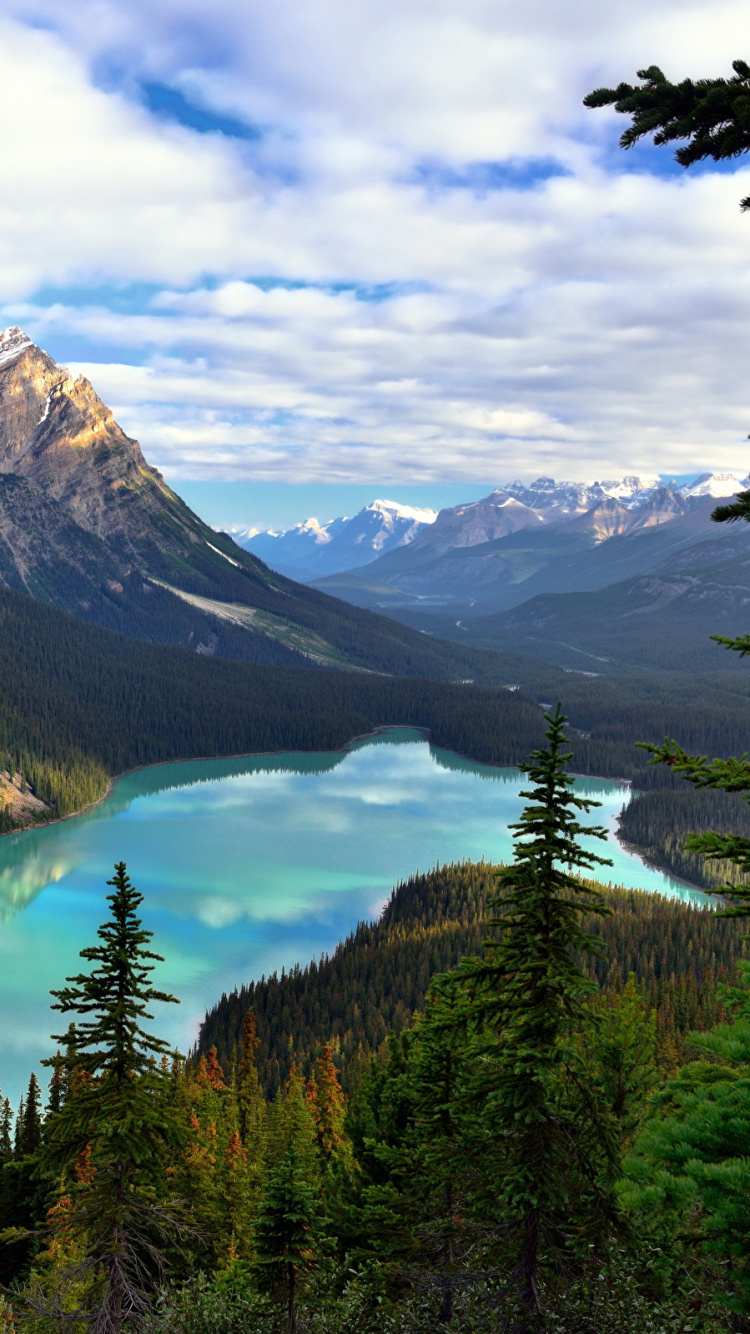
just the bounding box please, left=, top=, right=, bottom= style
left=0, top=326, right=219, bottom=558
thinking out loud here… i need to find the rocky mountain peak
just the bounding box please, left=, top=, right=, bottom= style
left=0, top=326, right=35, bottom=366
left=0, top=329, right=177, bottom=543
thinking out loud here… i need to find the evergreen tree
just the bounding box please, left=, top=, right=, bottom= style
left=36, top=862, right=184, bottom=1334
left=637, top=492, right=750, bottom=919
left=309, top=1045, right=349, bottom=1172
left=450, top=705, right=615, bottom=1331
left=621, top=962, right=750, bottom=1323
left=581, top=975, right=658, bottom=1140
left=13, top=1099, right=24, bottom=1158
left=236, top=1012, right=266, bottom=1166
left=409, top=979, right=473, bottom=1325
left=19, top=1075, right=43, bottom=1159
left=265, top=1067, right=319, bottom=1177
left=253, top=1144, right=326, bottom=1333
left=584, top=59, right=750, bottom=211
left=46, top=1062, right=64, bottom=1119
left=0, top=1099, right=12, bottom=1164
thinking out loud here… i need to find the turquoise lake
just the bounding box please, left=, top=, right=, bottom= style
left=0, top=728, right=706, bottom=1103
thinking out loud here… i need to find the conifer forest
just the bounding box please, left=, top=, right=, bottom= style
left=3, top=698, right=750, bottom=1334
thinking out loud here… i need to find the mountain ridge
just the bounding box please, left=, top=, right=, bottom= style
left=236, top=497, right=438, bottom=579
left=0, top=328, right=517, bottom=683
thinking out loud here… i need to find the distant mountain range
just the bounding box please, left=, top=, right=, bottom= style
left=418, top=517, right=750, bottom=675
left=242, top=473, right=746, bottom=598
left=0, top=327, right=509, bottom=683
left=4, top=321, right=746, bottom=681
left=297, top=474, right=742, bottom=611
left=248, top=471, right=750, bottom=676
left=233, top=498, right=438, bottom=579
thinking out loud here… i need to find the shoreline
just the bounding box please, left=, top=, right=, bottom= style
left=1, top=726, right=710, bottom=896
left=0, top=724, right=429, bottom=841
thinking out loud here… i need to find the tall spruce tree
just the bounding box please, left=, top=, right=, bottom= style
left=18, top=1076, right=42, bottom=1159
left=254, top=1144, right=325, bottom=1334
left=36, top=862, right=184, bottom=1334
left=450, top=705, right=615, bottom=1332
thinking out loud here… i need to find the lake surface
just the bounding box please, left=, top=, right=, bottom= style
left=0, top=728, right=706, bottom=1104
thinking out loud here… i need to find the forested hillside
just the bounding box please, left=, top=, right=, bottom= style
left=198, top=862, right=747, bottom=1095
left=3, top=584, right=750, bottom=895
left=0, top=585, right=548, bottom=832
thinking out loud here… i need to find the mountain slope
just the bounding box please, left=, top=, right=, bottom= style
left=311, top=488, right=739, bottom=614
left=237, top=498, right=437, bottom=579
left=0, top=328, right=514, bottom=681
left=0, top=582, right=553, bottom=836
left=197, top=862, right=746, bottom=1094
left=445, top=522, right=750, bottom=674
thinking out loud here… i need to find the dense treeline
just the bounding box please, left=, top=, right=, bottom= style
left=4, top=585, right=750, bottom=894
left=619, top=786, right=750, bottom=890
left=198, top=862, right=748, bottom=1096
left=0, top=585, right=551, bottom=831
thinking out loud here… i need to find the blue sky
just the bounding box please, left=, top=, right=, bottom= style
left=1, top=0, right=750, bottom=531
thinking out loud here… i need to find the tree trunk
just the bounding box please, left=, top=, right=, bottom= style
left=514, top=1207, right=540, bottom=1334
left=106, top=1166, right=126, bottom=1334
left=287, top=1260, right=296, bottom=1334
left=439, top=1182, right=454, bottom=1325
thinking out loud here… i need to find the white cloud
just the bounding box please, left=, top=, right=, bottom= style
left=0, top=0, right=749, bottom=486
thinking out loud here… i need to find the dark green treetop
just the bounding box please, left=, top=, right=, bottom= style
left=584, top=59, right=750, bottom=209
left=254, top=1144, right=326, bottom=1334
left=50, top=860, right=177, bottom=1083
left=457, top=702, right=613, bottom=1038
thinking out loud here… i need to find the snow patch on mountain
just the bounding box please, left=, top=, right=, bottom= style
left=679, top=472, right=749, bottom=499
left=0, top=326, right=34, bottom=368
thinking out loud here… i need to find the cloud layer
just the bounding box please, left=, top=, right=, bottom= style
left=2, top=0, right=750, bottom=487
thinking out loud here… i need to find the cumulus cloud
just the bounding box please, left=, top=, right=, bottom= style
left=1, top=0, right=750, bottom=487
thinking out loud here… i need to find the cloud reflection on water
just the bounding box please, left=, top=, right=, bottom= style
left=0, top=728, right=704, bottom=1103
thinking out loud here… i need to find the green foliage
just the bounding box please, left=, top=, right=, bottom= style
left=254, top=1145, right=326, bottom=1332
left=618, top=785, right=750, bottom=892
left=447, top=707, right=616, bottom=1325
left=584, top=59, right=750, bottom=209
left=141, top=1271, right=274, bottom=1334
left=621, top=972, right=750, bottom=1319
left=198, top=862, right=749, bottom=1093
left=37, top=863, right=185, bottom=1333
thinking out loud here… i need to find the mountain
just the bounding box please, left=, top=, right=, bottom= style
left=0, top=327, right=513, bottom=682
left=234, top=498, right=437, bottom=579
left=430, top=520, right=750, bottom=674
left=310, top=477, right=746, bottom=614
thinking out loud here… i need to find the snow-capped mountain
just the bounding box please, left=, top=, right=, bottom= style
left=678, top=472, right=748, bottom=499
left=234, top=499, right=437, bottom=579
left=235, top=473, right=748, bottom=583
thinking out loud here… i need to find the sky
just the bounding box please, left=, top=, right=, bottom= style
left=2, top=0, right=750, bottom=530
